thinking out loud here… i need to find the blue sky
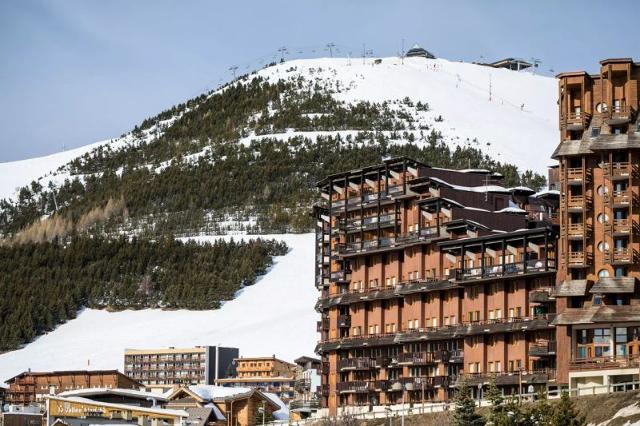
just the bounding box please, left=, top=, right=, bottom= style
left=1, top=0, right=639, bottom=162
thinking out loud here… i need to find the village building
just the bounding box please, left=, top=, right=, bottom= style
left=1, top=406, right=43, bottom=426
left=314, top=157, right=559, bottom=415
left=215, top=357, right=297, bottom=401
left=289, top=356, right=321, bottom=421
left=45, top=395, right=188, bottom=426
left=165, top=386, right=286, bottom=426
left=405, top=44, right=435, bottom=59
left=552, top=57, right=640, bottom=393
left=3, top=370, right=141, bottom=406
left=124, top=346, right=238, bottom=391
left=488, top=58, right=533, bottom=71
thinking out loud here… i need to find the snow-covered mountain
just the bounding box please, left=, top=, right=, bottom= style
left=0, top=56, right=557, bottom=203
left=0, top=56, right=560, bottom=382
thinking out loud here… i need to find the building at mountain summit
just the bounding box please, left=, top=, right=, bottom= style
left=313, top=57, right=640, bottom=414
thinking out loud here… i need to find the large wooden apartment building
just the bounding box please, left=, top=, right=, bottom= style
left=553, top=58, right=640, bottom=391
left=3, top=370, right=140, bottom=406
left=313, top=157, right=560, bottom=414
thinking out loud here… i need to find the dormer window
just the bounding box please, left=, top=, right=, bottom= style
left=591, top=127, right=601, bottom=137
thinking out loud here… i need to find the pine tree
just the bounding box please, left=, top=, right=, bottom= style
left=454, top=378, right=484, bottom=426
left=551, top=392, right=585, bottom=426
left=485, top=375, right=505, bottom=425
left=526, top=390, right=553, bottom=426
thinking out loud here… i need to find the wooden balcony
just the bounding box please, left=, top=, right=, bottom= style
left=567, top=195, right=591, bottom=211
left=460, top=369, right=556, bottom=386
left=605, top=218, right=634, bottom=236
left=338, top=357, right=374, bottom=371
left=398, top=351, right=437, bottom=365
left=567, top=222, right=590, bottom=239
left=529, top=341, right=557, bottom=357
left=563, top=111, right=592, bottom=131
left=330, top=269, right=352, bottom=283
left=606, top=248, right=636, bottom=265
left=604, top=190, right=631, bottom=207
left=337, top=315, right=351, bottom=328
left=317, top=318, right=329, bottom=332
left=602, top=162, right=635, bottom=180
left=336, top=380, right=373, bottom=393
left=604, top=105, right=636, bottom=125
left=566, top=168, right=589, bottom=184
left=451, top=258, right=556, bottom=282
left=567, top=251, right=592, bottom=267
left=570, top=354, right=640, bottom=371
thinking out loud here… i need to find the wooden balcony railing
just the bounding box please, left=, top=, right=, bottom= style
left=605, top=248, right=636, bottom=264
left=337, top=315, right=351, bottom=328
left=567, top=222, right=589, bottom=238
left=567, top=168, right=586, bottom=182
left=529, top=341, right=557, bottom=356
left=563, top=111, right=592, bottom=129
left=606, top=218, right=633, bottom=235
left=567, top=195, right=591, bottom=210
left=567, top=251, right=592, bottom=266
left=604, top=190, right=631, bottom=206
left=338, top=357, right=375, bottom=371
left=398, top=351, right=437, bottom=365
left=602, top=162, right=634, bottom=179
left=452, top=258, right=556, bottom=281
left=570, top=354, right=640, bottom=371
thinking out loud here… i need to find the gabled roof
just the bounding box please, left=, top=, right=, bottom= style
left=555, top=280, right=590, bottom=297
left=167, top=386, right=280, bottom=411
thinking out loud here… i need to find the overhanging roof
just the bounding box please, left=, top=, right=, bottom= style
left=590, top=277, right=636, bottom=294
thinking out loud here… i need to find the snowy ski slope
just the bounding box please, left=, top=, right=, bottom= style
left=0, top=234, right=317, bottom=382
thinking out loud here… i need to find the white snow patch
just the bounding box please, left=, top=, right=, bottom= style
left=0, top=234, right=317, bottom=383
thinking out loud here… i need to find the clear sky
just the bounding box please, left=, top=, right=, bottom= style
left=1, top=0, right=639, bottom=162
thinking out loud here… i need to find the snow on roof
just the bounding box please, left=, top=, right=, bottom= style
left=264, top=393, right=289, bottom=421
left=58, top=387, right=168, bottom=401
left=203, top=403, right=226, bottom=421
left=533, top=189, right=560, bottom=198
left=188, top=385, right=253, bottom=401
left=48, top=396, right=188, bottom=418
left=430, top=176, right=510, bottom=194
left=496, top=207, right=527, bottom=214
left=508, top=186, right=535, bottom=192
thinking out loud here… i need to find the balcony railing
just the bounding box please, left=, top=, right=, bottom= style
left=398, top=352, right=437, bottom=365
left=338, top=357, right=375, bottom=371
left=567, top=168, right=586, bottom=182
left=602, top=162, right=634, bottom=179
left=606, top=218, right=633, bottom=235
left=529, top=341, right=557, bottom=356
left=529, top=287, right=555, bottom=303
left=336, top=380, right=373, bottom=393
left=289, top=399, right=320, bottom=411
left=460, top=368, right=556, bottom=384
left=329, top=185, right=407, bottom=211
left=330, top=269, right=352, bottom=283
left=567, top=195, right=591, bottom=210
left=570, top=354, right=640, bottom=371
left=567, top=251, right=592, bottom=266
left=605, top=105, right=636, bottom=124
left=567, top=222, right=589, bottom=238
left=604, top=190, right=631, bottom=206
left=317, top=318, right=329, bottom=332
left=563, top=111, right=591, bottom=130
left=451, top=258, right=556, bottom=281
left=606, top=247, right=636, bottom=264
left=337, top=315, right=351, bottom=328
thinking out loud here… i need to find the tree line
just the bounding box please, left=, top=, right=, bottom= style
left=0, top=235, right=287, bottom=351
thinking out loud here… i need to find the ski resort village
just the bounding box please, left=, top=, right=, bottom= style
left=2, top=4, right=640, bottom=424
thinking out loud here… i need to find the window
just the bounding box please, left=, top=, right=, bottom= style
left=598, top=269, right=610, bottom=278
left=591, top=127, right=601, bottom=137
left=616, top=328, right=628, bottom=357
left=597, top=242, right=609, bottom=253
left=593, top=295, right=602, bottom=306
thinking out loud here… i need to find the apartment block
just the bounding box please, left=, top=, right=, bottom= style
left=553, top=58, right=640, bottom=392
left=123, top=346, right=238, bottom=390
left=314, top=157, right=559, bottom=415
left=216, top=356, right=297, bottom=400
left=3, top=370, right=140, bottom=406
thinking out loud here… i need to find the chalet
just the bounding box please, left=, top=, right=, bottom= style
left=405, top=44, right=435, bottom=59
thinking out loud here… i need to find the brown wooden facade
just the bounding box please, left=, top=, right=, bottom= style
left=314, top=157, right=559, bottom=415
left=4, top=370, right=140, bottom=406
left=553, top=58, right=640, bottom=388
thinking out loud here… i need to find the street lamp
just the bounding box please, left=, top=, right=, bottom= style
left=392, top=381, right=414, bottom=426
left=477, top=383, right=483, bottom=407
